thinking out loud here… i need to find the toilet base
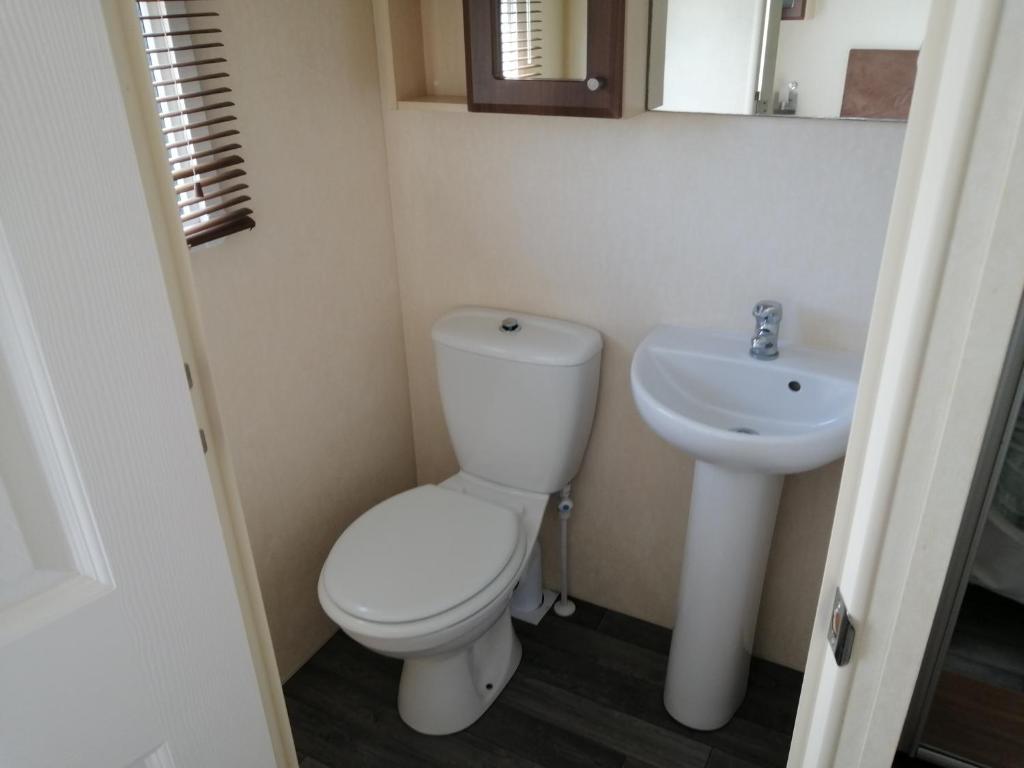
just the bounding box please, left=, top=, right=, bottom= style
left=397, top=606, right=522, bottom=735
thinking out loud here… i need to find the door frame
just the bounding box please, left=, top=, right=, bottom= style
left=99, top=5, right=297, bottom=767
left=788, top=1, right=1024, bottom=765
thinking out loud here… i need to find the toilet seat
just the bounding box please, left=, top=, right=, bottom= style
left=320, top=485, right=524, bottom=627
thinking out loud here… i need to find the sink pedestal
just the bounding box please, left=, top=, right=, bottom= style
left=664, top=460, right=783, bottom=731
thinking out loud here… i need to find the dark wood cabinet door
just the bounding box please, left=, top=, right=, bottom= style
left=463, top=0, right=626, bottom=118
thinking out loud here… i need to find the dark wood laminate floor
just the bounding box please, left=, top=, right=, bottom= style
left=286, top=599, right=924, bottom=768
left=913, top=585, right=1024, bottom=767
left=286, top=599, right=800, bottom=768
left=921, top=670, right=1024, bottom=768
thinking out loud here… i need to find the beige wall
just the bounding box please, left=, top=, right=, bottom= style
left=180, top=1, right=907, bottom=675
left=383, top=110, right=905, bottom=670
left=188, top=1, right=416, bottom=679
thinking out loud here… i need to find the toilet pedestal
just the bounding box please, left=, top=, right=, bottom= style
left=397, top=606, right=522, bottom=735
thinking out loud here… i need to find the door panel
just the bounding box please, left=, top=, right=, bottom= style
left=0, top=259, right=113, bottom=647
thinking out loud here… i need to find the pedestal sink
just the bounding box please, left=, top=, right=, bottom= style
left=630, top=325, right=859, bottom=730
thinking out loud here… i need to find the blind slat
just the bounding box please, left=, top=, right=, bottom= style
left=183, top=207, right=254, bottom=237
left=159, top=100, right=234, bottom=121
left=144, top=41, right=223, bottom=56
left=149, top=56, right=227, bottom=72
left=170, top=142, right=242, bottom=167
left=186, top=215, right=255, bottom=248
left=138, top=12, right=219, bottom=21
left=180, top=195, right=251, bottom=223
left=177, top=182, right=248, bottom=210
left=165, top=127, right=239, bottom=151
left=155, top=86, right=230, bottom=104
left=153, top=71, right=229, bottom=88
left=142, top=28, right=221, bottom=39
left=171, top=154, right=244, bottom=183
left=173, top=167, right=247, bottom=195
left=161, top=114, right=236, bottom=135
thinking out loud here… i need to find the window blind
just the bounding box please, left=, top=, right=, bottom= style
left=134, top=1, right=254, bottom=248
left=499, top=0, right=543, bottom=79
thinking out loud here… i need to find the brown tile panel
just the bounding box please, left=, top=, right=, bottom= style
left=840, top=49, right=919, bottom=120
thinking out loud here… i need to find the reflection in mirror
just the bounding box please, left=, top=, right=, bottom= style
left=648, top=0, right=931, bottom=120
left=498, top=0, right=588, bottom=81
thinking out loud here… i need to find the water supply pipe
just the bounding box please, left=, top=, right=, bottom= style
left=553, top=484, right=576, bottom=617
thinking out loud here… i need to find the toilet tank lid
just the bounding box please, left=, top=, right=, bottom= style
left=432, top=307, right=602, bottom=367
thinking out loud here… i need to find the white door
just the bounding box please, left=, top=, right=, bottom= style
left=0, top=3, right=277, bottom=767
left=787, top=2, right=1024, bottom=766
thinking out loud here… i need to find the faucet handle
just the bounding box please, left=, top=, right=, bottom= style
left=753, top=300, right=782, bottom=323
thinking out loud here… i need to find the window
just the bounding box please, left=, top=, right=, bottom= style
left=499, top=1, right=543, bottom=80
left=134, top=1, right=254, bottom=248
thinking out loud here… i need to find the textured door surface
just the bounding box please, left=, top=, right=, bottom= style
left=0, top=3, right=276, bottom=766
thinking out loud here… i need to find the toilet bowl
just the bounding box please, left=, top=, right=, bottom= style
left=319, top=473, right=548, bottom=734
left=317, top=307, right=602, bottom=734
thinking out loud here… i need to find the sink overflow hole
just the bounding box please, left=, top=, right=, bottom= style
left=731, top=427, right=759, bottom=435
left=788, top=380, right=801, bottom=392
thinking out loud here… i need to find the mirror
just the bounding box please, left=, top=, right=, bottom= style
left=497, top=0, right=588, bottom=81
left=648, top=0, right=931, bottom=120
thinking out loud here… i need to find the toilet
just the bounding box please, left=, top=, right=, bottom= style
left=317, top=306, right=602, bottom=735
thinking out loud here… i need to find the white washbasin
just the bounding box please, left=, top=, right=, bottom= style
left=630, top=322, right=862, bottom=730
left=626, top=321, right=860, bottom=729
left=631, top=325, right=860, bottom=475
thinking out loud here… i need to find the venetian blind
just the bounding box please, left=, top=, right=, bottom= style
left=499, top=1, right=543, bottom=79
left=134, top=1, right=254, bottom=248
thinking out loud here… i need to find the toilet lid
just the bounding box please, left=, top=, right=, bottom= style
left=320, top=485, right=523, bottom=624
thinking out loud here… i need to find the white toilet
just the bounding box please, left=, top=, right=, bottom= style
left=317, top=307, right=602, bottom=735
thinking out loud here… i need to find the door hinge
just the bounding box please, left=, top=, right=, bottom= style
left=184, top=362, right=194, bottom=390
left=828, top=587, right=855, bottom=666
left=199, top=428, right=208, bottom=454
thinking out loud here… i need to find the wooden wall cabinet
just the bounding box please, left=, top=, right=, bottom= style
left=372, top=0, right=648, bottom=118
left=465, top=0, right=622, bottom=118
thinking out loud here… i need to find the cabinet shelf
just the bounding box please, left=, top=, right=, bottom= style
left=397, top=95, right=467, bottom=112
left=373, top=0, right=467, bottom=113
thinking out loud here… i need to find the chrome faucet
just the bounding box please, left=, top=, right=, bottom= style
left=750, top=300, right=782, bottom=360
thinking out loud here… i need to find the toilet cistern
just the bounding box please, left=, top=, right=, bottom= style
left=750, top=300, right=782, bottom=360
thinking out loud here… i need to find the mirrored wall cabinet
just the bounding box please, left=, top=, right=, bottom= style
left=649, top=0, right=930, bottom=121
left=372, top=0, right=649, bottom=118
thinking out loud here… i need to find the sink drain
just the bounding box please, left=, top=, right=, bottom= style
left=731, top=427, right=759, bottom=435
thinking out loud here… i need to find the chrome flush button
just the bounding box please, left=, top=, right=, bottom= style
left=500, top=317, right=521, bottom=333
